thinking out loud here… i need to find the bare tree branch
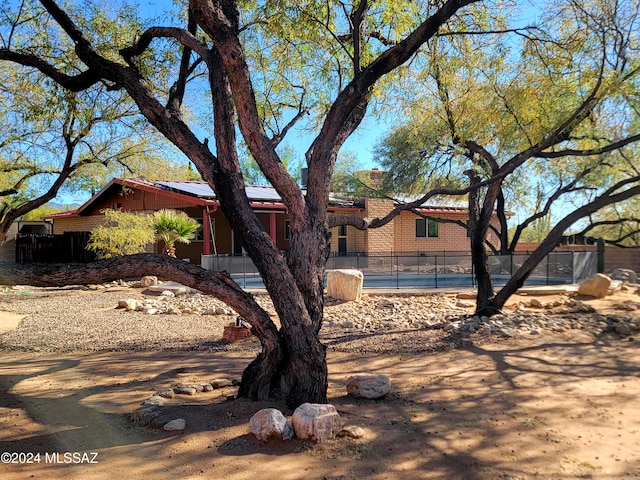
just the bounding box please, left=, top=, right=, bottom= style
left=536, top=133, right=640, bottom=158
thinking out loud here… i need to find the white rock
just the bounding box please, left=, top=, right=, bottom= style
left=326, top=269, right=364, bottom=301
left=210, top=378, right=234, bottom=388
left=249, top=408, right=293, bottom=441
left=140, top=276, right=158, bottom=287
left=346, top=374, right=392, bottom=399
left=337, top=425, right=366, bottom=439
left=163, top=418, right=186, bottom=431
left=291, top=403, right=341, bottom=443
left=118, top=298, right=138, bottom=311
left=142, top=395, right=166, bottom=406
left=529, top=298, right=544, bottom=308
left=456, top=299, right=475, bottom=308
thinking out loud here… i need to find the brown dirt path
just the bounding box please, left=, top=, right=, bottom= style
left=1, top=331, right=639, bottom=479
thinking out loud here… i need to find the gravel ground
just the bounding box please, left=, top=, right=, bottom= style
left=1, top=283, right=638, bottom=353
left=0, top=286, right=238, bottom=352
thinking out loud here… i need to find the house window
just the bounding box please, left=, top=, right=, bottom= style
left=416, top=218, right=438, bottom=238
left=284, top=220, right=291, bottom=240
left=194, top=218, right=204, bottom=241
left=194, top=217, right=214, bottom=241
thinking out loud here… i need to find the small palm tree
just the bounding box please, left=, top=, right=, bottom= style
left=152, top=209, right=199, bottom=257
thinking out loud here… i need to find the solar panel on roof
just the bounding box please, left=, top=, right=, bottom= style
left=156, top=181, right=286, bottom=202
left=157, top=181, right=216, bottom=198
left=243, top=186, right=283, bottom=201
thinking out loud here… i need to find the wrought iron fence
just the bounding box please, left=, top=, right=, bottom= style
left=202, top=251, right=598, bottom=289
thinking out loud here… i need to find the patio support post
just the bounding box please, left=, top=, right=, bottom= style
left=203, top=207, right=210, bottom=255
left=269, top=212, right=277, bottom=245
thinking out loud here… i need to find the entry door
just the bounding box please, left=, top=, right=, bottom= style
left=233, top=231, right=244, bottom=255
left=338, top=225, right=347, bottom=256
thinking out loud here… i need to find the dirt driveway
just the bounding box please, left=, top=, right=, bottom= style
left=1, top=291, right=639, bottom=479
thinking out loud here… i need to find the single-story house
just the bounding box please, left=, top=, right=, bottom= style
left=46, top=171, right=490, bottom=264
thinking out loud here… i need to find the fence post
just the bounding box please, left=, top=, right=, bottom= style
left=435, top=254, right=438, bottom=288
left=243, top=253, right=247, bottom=287
left=471, top=259, right=475, bottom=287
left=546, top=253, right=550, bottom=285
left=597, top=238, right=605, bottom=273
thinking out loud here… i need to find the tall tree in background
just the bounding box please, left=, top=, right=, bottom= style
left=0, top=0, right=199, bottom=244
left=0, top=0, right=485, bottom=406
left=373, top=0, right=640, bottom=314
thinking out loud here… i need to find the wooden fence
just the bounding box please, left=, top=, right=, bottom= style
left=15, top=232, right=96, bottom=264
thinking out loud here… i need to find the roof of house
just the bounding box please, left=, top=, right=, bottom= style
left=45, top=176, right=470, bottom=219
left=45, top=177, right=360, bottom=218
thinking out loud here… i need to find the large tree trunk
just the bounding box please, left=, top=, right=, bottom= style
left=465, top=170, right=498, bottom=315
left=202, top=47, right=328, bottom=406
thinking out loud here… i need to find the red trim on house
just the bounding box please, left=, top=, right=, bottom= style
left=44, top=209, right=79, bottom=218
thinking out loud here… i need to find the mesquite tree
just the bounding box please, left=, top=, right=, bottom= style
left=369, top=0, right=640, bottom=315
left=0, top=1, right=197, bottom=244
left=0, top=0, right=483, bottom=406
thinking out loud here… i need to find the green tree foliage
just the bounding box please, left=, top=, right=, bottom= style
left=582, top=197, right=640, bottom=247
left=86, top=209, right=154, bottom=258
left=0, top=0, right=198, bottom=243
left=152, top=209, right=199, bottom=257
left=374, top=0, right=640, bottom=311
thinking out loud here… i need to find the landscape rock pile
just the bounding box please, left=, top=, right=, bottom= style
left=1, top=281, right=638, bottom=354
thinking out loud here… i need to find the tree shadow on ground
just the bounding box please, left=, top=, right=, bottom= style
left=1, top=335, right=639, bottom=479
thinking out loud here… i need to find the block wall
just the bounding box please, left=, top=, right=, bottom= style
left=52, top=215, right=106, bottom=234
left=364, top=198, right=395, bottom=254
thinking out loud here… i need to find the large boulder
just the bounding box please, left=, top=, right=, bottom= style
left=249, top=408, right=294, bottom=441
left=326, top=269, right=364, bottom=301
left=346, top=374, right=392, bottom=399
left=291, top=403, right=341, bottom=443
left=611, top=268, right=638, bottom=284
left=578, top=273, right=612, bottom=298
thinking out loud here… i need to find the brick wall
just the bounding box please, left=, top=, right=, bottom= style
left=394, top=211, right=471, bottom=253
left=52, top=215, right=106, bottom=234
left=327, top=203, right=499, bottom=255
left=603, top=245, right=640, bottom=273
